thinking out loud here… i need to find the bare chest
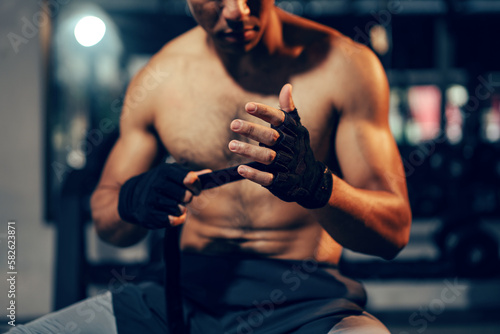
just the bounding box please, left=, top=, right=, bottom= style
left=155, top=68, right=335, bottom=170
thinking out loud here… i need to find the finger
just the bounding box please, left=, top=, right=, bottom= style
left=237, top=164, right=273, bottom=186
left=245, top=102, right=285, bottom=127
left=229, top=140, right=276, bottom=165
left=230, top=119, right=280, bottom=146
left=182, top=190, right=193, bottom=204
left=278, top=83, right=296, bottom=112
left=195, top=169, right=213, bottom=176
left=197, top=165, right=247, bottom=190
left=169, top=210, right=187, bottom=226
left=183, top=170, right=211, bottom=196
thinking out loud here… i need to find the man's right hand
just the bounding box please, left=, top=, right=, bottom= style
left=117, top=163, right=203, bottom=229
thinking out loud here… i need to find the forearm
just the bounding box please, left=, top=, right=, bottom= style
left=314, top=175, right=411, bottom=260
left=90, top=186, right=148, bottom=247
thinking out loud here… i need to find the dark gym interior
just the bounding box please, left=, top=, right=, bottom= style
left=1, top=0, right=500, bottom=333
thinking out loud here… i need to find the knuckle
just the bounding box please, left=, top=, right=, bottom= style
left=244, top=123, right=254, bottom=136
left=269, top=130, right=280, bottom=144
left=265, top=173, right=274, bottom=186
left=169, top=214, right=186, bottom=226
left=266, top=150, right=276, bottom=164
left=241, top=143, right=251, bottom=155
left=246, top=168, right=257, bottom=179
left=184, top=192, right=193, bottom=203
left=184, top=171, right=196, bottom=185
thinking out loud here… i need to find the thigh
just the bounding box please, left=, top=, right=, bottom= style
left=292, top=310, right=390, bottom=334
left=111, top=282, right=169, bottom=334
left=327, top=311, right=390, bottom=334
left=6, top=292, right=117, bottom=334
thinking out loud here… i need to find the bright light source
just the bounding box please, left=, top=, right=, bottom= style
left=446, top=84, right=469, bottom=107
left=74, top=16, right=106, bottom=47
left=370, top=25, right=389, bottom=56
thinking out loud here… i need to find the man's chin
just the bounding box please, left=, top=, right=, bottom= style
left=214, top=38, right=259, bottom=55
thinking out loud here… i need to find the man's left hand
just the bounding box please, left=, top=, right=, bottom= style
left=228, top=83, right=333, bottom=209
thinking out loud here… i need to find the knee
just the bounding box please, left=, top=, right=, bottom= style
left=4, top=325, right=33, bottom=334
left=328, top=311, right=391, bottom=334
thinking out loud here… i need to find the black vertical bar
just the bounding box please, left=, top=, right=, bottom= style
left=54, top=172, right=87, bottom=310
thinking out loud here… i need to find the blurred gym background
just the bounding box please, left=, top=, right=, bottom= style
left=1, top=0, right=500, bottom=333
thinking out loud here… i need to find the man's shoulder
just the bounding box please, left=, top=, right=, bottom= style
left=327, top=35, right=389, bottom=119
left=129, top=27, right=209, bottom=91
left=286, top=14, right=388, bottom=116
left=281, top=11, right=374, bottom=70
left=301, top=20, right=375, bottom=72
left=155, top=26, right=208, bottom=62
left=297, top=17, right=382, bottom=85
left=132, top=26, right=214, bottom=89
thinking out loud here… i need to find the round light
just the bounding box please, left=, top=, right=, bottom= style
left=74, top=16, right=106, bottom=47
left=370, top=25, right=390, bottom=55
left=446, top=85, right=469, bottom=107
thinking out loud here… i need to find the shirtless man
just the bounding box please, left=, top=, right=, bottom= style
left=9, top=1, right=411, bottom=333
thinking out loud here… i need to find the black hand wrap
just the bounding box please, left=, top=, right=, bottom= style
left=118, top=163, right=191, bottom=229
left=262, top=109, right=333, bottom=209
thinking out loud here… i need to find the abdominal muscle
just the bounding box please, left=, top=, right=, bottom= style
left=180, top=179, right=343, bottom=265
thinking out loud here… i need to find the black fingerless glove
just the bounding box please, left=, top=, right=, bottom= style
left=118, top=163, right=191, bottom=229
left=261, top=109, right=333, bottom=209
